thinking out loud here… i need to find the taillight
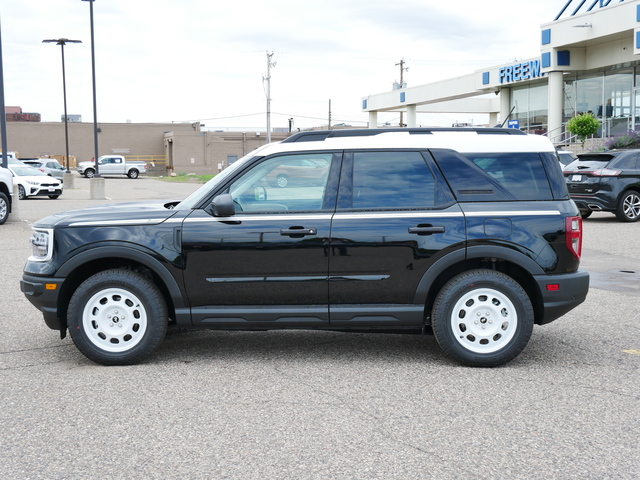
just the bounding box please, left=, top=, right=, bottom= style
left=590, top=168, right=621, bottom=177
left=565, top=216, right=582, bottom=260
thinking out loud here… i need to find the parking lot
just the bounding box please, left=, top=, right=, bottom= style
left=1, top=174, right=638, bottom=479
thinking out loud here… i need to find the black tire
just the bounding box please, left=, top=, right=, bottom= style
left=432, top=269, right=534, bottom=367
left=18, top=185, right=26, bottom=200
left=67, top=269, right=168, bottom=365
left=0, top=192, right=9, bottom=225
left=84, top=168, right=95, bottom=179
left=128, top=169, right=139, bottom=179
left=615, top=191, right=640, bottom=222
left=276, top=174, right=289, bottom=188
left=48, top=195, right=60, bottom=199
left=580, top=210, right=592, bottom=219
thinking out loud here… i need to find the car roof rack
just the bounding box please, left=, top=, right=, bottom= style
left=282, top=127, right=526, bottom=143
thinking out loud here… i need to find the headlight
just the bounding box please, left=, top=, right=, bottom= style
left=27, top=180, right=40, bottom=186
left=29, top=228, right=54, bottom=261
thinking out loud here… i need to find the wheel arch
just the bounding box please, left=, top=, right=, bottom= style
left=56, top=246, right=187, bottom=333
left=415, top=246, right=545, bottom=326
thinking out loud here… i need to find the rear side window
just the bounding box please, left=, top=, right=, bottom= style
left=350, top=151, right=436, bottom=209
left=432, top=149, right=553, bottom=201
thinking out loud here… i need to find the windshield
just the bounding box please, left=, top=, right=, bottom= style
left=10, top=166, right=47, bottom=177
left=174, top=148, right=267, bottom=210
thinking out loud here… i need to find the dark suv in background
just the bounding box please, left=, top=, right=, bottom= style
left=21, top=128, right=589, bottom=367
left=564, top=149, right=640, bottom=221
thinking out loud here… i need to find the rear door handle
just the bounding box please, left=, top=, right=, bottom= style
left=408, top=225, right=446, bottom=235
left=280, top=227, right=317, bottom=237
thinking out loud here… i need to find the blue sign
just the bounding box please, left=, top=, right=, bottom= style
left=499, top=60, right=542, bottom=84
left=508, top=120, right=520, bottom=129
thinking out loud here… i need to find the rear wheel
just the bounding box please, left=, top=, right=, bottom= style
left=67, top=269, right=168, bottom=365
left=432, top=269, right=534, bottom=367
left=615, top=191, right=640, bottom=222
left=580, top=210, right=592, bottom=219
left=128, top=169, right=139, bottom=179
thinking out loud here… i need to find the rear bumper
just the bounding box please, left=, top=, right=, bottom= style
left=534, top=269, right=589, bottom=325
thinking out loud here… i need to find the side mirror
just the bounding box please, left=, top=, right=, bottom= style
left=205, top=193, right=236, bottom=217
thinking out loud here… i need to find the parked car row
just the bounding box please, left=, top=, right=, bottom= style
left=563, top=148, right=640, bottom=222
left=3, top=156, right=64, bottom=200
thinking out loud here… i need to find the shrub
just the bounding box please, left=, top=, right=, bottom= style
left=604, top=130, right=640, bottom=150
left=566, top=113, right=600, bottom=143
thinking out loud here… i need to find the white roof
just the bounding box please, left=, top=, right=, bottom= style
left=260, top=130, right=556, bottom=156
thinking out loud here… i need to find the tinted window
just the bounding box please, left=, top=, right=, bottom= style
left=228, top=153, right=333, bottom=212
left=349, top=151, right=435, bottom=209
left=465, top=153, right=552, bottom=200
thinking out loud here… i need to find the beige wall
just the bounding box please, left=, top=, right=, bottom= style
left=5, top=121, right=292, bottom=175
left=6, top=121, right=198, bottom=164
left=164, top=131, right=289, bottom=175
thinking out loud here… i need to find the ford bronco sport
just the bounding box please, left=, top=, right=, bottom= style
left=21, top=128, right=589, bottom=367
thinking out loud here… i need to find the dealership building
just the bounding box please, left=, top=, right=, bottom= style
left=362, top=0, right=640, bottom=144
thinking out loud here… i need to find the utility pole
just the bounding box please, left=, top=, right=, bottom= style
left=264, top=51, right=276, bottom=143
left=328, top=99, right=331, bottom=130
left=395, top=59, right=408, bottom=127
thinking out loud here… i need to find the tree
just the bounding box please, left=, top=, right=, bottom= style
left=566, top=113, right=600, bottom=149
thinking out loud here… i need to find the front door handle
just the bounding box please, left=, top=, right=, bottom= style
left=408, top=224, right=446, bottom=235
left=280, top=226, right=317, bottom=238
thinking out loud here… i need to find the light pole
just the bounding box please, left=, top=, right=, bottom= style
left=42, top=38, right=81, bottom=174
left=82, top=0, right=100, bottom=179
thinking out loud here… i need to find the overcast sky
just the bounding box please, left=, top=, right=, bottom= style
left=2, top=0, right=566, bottom=130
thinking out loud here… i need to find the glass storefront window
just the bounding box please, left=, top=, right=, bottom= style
left=576, top=73, right=603, bottom=117
left=510, top=83, right=548, bottom=133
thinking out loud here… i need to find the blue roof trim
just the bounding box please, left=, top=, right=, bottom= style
left=542, top=29, right=551, bottom=45
left=400, top=92, right=406, bottom=103
left=362, top=99, right=367, bottom=110
left=555, top=0, right=624, bottom=21
left=542, top=52, right=551, bottom=68
left=637, top=4, right=640, bottom=21
left=636, top=31, right=640, bottom=49
left=482, top=72, right=490, bottom=85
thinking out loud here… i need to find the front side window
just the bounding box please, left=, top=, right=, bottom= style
left=349, top=151, right=436, bottom=209
left=228, top=153, right=333, bottom=212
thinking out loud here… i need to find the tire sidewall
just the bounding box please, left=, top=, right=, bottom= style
left=616, top=191, right=640, bottom=222
left=68, top=269, right=167, bottom=365
left=432, top=269, right=534, bottom=367
left=0, top=192, right=8, bottom=225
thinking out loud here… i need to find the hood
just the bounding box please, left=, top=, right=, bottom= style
left=34, top=201, right=181, bottom=228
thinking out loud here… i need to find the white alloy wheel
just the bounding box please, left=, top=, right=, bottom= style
left=81, top=286, right=149, bottom=353
left=450, top=287, right=517, bottom=354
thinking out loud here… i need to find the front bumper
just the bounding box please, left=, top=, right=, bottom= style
left=533, top=269, right=589, bottom=325
left=20, top=274, right=64, bottom=330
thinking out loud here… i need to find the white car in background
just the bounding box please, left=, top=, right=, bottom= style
left=22, top=158, right=66, bottom=181
left=9, top=164, right=63, bottom=200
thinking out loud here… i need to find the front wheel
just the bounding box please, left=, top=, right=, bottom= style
left=18, top=185, right=26, bottom=200
left=432, top=269, right=534, bottom=367
left=48, top=195, right=60, bottom=199
left=127, top=169, right=139, bottom=179
left=84, top=168, right=95, bottom=179
left=615, top=191, right=640, bottom=222
left=67, top=269, right=168, bottom=365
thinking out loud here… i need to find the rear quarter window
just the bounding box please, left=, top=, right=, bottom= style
left=431, top=149, right=553, bottom=201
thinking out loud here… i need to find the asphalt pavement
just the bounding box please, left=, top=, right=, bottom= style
left=0, top=174, right=638, bottom=480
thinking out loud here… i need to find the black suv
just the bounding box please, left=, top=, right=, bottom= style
left=564, top=149, right=640, bottom=221
left=21, top=128, right=589, bottom=367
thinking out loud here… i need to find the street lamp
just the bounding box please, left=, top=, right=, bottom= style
left=42, top=38, right=81, bottom=173
left=82, top=0, right=100, bottom=178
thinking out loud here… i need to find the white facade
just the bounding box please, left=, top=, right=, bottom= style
left=362, top=0, right=640, bottom=144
